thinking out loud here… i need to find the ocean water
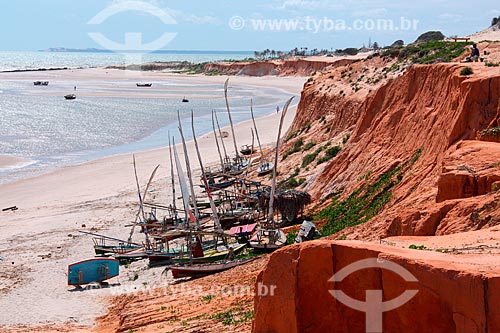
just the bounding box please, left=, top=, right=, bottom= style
left=0, top=51, right=297, bottom=183
left=0, top=51, right=253, bottom=72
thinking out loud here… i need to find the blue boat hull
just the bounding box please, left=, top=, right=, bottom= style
left=68, top=258, right=119, bottom=286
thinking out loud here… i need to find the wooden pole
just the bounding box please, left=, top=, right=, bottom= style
left=211, top=110, right=225, bottom=170
left=224, top=78, right=240, bottom=159
left=214, top=110, right=229, bottom=162
left=191, top=111, right=223, bottom=233
left=268, top=97, right=294, bottom=227
left=177, top=112, right=201, bottom=228
left=250, top=99, right=264, bottom=157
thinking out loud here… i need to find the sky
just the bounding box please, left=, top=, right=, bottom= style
left=0, top=0, right=498, bottom=52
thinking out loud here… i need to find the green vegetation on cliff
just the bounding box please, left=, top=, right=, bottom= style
left=316, top=148, right=423, bottom=236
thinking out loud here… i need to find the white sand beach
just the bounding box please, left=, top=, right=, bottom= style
left=0, top=68, right=306, bottom=330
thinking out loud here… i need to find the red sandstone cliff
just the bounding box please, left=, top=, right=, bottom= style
left=283, top=61, right=500, bottom=240
left=253, top=240, right=500, bottom=333
left=204, top=58, right=357, bottom=77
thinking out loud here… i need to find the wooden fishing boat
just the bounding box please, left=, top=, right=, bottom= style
left=92, top=236, right=142, bottom=256
left=170, top=258, right=255, bottom=279
left=136, top=83, right=152, bottom=87
left=173, top=242, right=246, bottom=264
left=249, top=228, right=287, bottom=252
left=240, top=144, right=254, bottom=155
left=198, top=178, right=236, bottom=191
left=67, top=258, right=119, bottom=286
left=34, top=81, right=49, bottom=86
left=257, top=161, right=274, bottom=176
left=249, top=97, right=294, bottom=253
left=147, top=251, right=178, bottom=267
left=64, top=94, right=76, bottom=100
left=113, top=248, right=148, bottom=263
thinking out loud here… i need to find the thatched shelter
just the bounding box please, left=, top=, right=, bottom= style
left=258, top=187, right=311, bottom=224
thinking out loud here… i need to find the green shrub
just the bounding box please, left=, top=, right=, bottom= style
left=409, top=244, right=426, bottom=250
left=303, top=142, right=316, bottom=151
left=415, top=31, right=445, bottom=43
left=282, top=138, right=304, bottom=160
left=398, top=41, right=470, bottom=64
left=287, top=177, right=306, bottom=188
left=316, top=149, right=422, bottom=236
left=460, top=67, right=474, bottom=76
left=285, top=130, right=299, bottom=141
left=302, top=146, right=324, bottom=167
left=286, top=232, right=298, bottom=244
left=486, top=62, right=499, bottom=67
left=317, top=146, right=341, bottom=165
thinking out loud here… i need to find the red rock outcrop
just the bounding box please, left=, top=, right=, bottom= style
left=253, top=240, right=500, bottom=333
left=289, top=62, right=500, bottom=239
left=203, top=58, right=357, bottom=77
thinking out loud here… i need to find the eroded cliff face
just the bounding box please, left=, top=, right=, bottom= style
left=203, top=58, right=356, bottom=77
left=286, top=62, right=500, bottom=239
left=253, top=240, right=500, bottom=333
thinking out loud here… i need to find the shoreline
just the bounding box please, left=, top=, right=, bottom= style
left=0, top=68, right=303, bottom=185
left=0, top=69, right=305, bottom=329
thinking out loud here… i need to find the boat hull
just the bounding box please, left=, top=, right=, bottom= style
left=171, top=258, right=255, bottom=279
left=68, top=258, right=119, bottom=286
left=173, top=243, right=246, bottom=264
left=257, top=162, right=274, bottom=176
left=249, top=228, right=287, bottom=252
left=94, top=244, right=142, bottom=256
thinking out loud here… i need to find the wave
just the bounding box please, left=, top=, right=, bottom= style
left=0, top=66, right=89, bottom=73
left=0, top=155, right=38, bottom=172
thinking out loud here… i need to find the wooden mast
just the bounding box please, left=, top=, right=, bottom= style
left=172, top=137, right=194, bottom=227
left=250, top=99, right=264, bottom=157
left=268, top=97, right=294, bottom=227
left=214, top=110, right=229, bottom=165
left=211, top=110, right=225, bottom=171
left=168, top=134, right=178, bottom=220
left=177, top=112, right=200, bottom=228
left=191, top=111, right=223, bottom=233
left=224, top=78, right=240, bottom=159
left=128, top=160, right=160, bottom=244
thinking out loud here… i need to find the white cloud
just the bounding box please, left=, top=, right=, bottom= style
left=166, top=8, right=221, bottom=25
left=271, top=0, right=345, bottom=11
left=438, top=13, right=464, bottom=22
left=351, top=8, right=388, bottom=18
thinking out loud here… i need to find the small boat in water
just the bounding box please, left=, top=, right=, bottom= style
left=64, top=94, right=76, bottom=100
left=34, top=81, right=49, bottom=86
left=137, top=83, right=152, bottom=87
left=67, top=258, right=119, bottom=286
left=182, top=97, right=189, bottom=103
